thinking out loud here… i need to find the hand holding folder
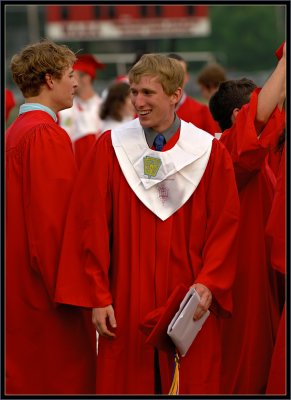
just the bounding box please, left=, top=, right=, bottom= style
left=140, top=285, right=210, bottom=356
left=167, top=287, right=210, bottom=356
left=139, top=286, right=211, bottom=395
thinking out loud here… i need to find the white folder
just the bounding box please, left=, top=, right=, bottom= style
left=167, top=287, right=210, bottom=357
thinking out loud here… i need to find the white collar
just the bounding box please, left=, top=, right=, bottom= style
left=19, top=103, right=57, bottom=122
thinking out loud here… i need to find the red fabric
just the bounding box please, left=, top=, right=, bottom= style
left=140, top=284, right=189, bottom=353
left=275, top=41, right=285, bottom=60
left=266, top=145, right=286, bottom=275
left=176, top=95, right=220, bottom=135
left=219, top=92, right=285, bottom=394
left=5, top=88, right=16, bottom=121
left=5, top=110, right=96, bottom=395
left=73, top=133, right=98, bottom=169
left=266, top=305, right=286, bottom=394
left=266, top=107, right=285, bottom=177
left=55, top=129, right=240, bottom=394
left=267, top=148, right=283, bottom=177
left=265, top=145, right=286, bottom=395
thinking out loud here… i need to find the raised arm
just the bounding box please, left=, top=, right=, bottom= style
left=256, top=42, right=286, bottom=124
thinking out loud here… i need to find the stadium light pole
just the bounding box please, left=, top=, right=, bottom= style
left=27, top=5, right=40, bottom=43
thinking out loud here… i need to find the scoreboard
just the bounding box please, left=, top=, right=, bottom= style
left=45, top=5, right=210, bottom=41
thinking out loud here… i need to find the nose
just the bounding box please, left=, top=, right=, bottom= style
left=132, top=93, right=145, bottom=108
left=73, top=78, right=78, bottom=88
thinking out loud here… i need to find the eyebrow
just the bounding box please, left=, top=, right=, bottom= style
left=131, top=87, right=157, bottom=94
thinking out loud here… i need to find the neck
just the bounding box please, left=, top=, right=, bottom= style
left=143, top=113, right=181, bottom=148
left=25, top=95, right=58, bottom=114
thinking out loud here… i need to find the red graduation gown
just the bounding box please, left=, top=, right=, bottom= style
left=219, top=92, right=285, bottom=394
left=5, top=110, right=96, bottom=395
left=73, top=133, right=98, bottom=169
left=55, top=125, right=240, bottom=395
left=176, top=95, right=220, bottom=135
left=266, top=144, right=286, bottom=394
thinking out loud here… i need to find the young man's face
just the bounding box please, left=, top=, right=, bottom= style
left=130, top=75, right=181, bottom=133
left=52, top=66, right=78, bottom=111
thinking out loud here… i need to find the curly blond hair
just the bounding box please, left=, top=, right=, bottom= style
left=10, top=39, right=77, bottom=97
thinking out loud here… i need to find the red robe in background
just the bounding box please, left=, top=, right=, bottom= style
left=55, top=124, right=240, bottom=395
left=176, top=94, right=220, bottom=135
left=73, top=133, right=98, bottom=169
left=58, top=94, right=102, bottom=168
left=266, top=144, right=286, bottom=394
left=5, top=88, right=16, bottom=121
left=267, top=146, right=283, bottom=177
left=219, top=91, right=285, bottom=394
left=5, top=110, right=96, bottom=395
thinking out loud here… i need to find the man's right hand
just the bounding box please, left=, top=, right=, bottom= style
left=92, top=305, right=117, bottom=338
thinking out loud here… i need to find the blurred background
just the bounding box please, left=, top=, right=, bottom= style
left=5, top=3, right=286, bottom=126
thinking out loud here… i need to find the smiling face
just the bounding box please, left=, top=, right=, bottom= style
left=130, top=75, right=181, bottom=132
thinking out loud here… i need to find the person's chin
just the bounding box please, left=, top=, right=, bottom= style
left=59, top=102, right=73, bottom=112
left=66, top=101, right=74, bottom=109
left=139, top=117, right=151, bottom=128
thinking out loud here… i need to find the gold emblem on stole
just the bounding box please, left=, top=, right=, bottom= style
left=143, top=156, right=162, bottom=178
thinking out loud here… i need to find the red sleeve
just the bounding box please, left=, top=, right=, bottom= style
left=55, top=132, right=114, bottom=307
left=220, top=90, right=285, bottom=190
left=275, top=41, right=285, bottom=60
left=194, top=139, right=240, bottom=316
left=22, top=125, right=77, bottom=300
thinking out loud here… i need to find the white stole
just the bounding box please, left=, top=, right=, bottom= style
left=112, top=119, right=214, bottom=221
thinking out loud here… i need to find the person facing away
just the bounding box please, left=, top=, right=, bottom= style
left=5, top=39, right=96, bottom=395
left=197, top=62, right=227, bottom=102
left=54, top=53, right=240, bottom=395
left=99, top=81, right=135, bottom=133
left=209, top=42, right=286, bottom=395
left=58, top=53, right=105, bottom=168
left=167, top=52, right=219, bottom=135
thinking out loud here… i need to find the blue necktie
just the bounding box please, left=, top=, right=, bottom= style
left=154, top=134, right=166, bottom=151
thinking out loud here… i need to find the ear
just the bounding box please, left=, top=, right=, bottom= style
left=171, top=87, right=182, bottom=106
left=45, top=73, right=54, bottom=89
left=231, top=107, right=240, bottom=123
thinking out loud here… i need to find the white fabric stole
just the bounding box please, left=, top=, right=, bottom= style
left=111, top=119, right=214, bottom=221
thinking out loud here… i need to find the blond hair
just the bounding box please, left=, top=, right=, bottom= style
left=128, top=53, right=184, bottom=95
left=10, top=39, right=77, bottom=97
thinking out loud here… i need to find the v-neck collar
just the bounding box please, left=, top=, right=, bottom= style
left=143, top=114, right=181, bottom=148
